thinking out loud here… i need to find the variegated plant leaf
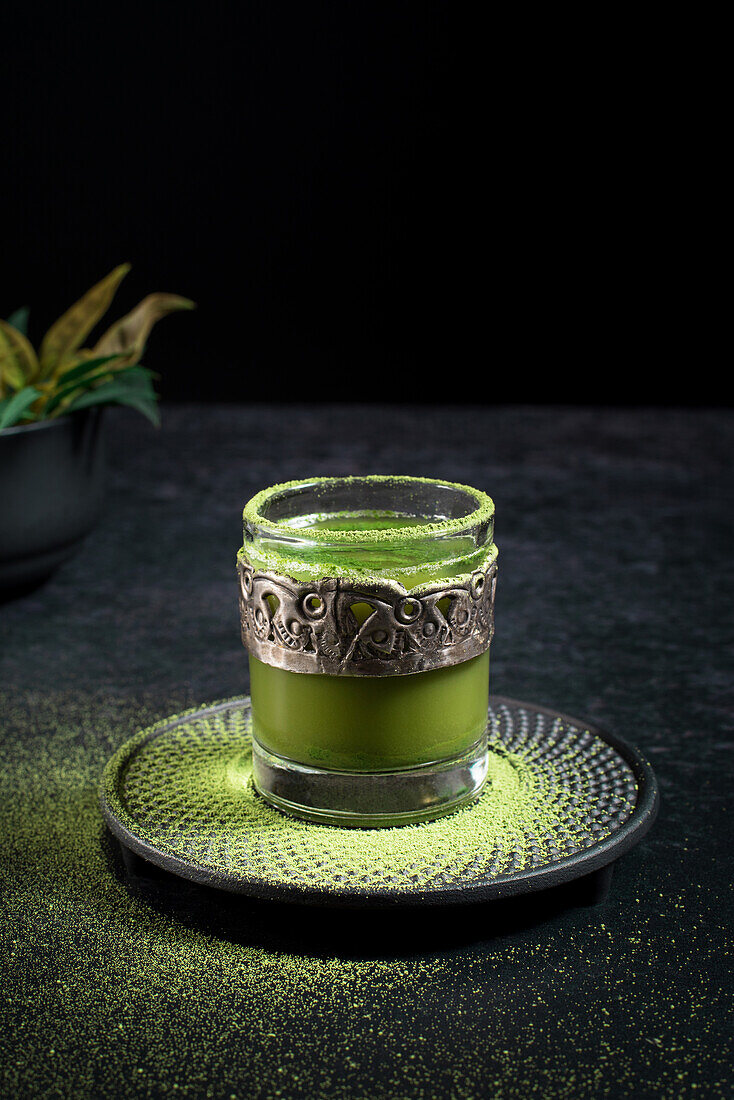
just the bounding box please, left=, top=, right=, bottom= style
left=91, top=293, right=195, bottom=366
left=0, top=319, right=40, bottom=392
left=54, top=348, right=96, bottom=375
left=0, top=335, right=23, bottom=397
left=38, top=263, right=131, bottom=377
left=54, top=353, right=126, bottom=388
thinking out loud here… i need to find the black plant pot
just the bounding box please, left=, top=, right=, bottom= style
left=0, top=409, right=105, bottom=601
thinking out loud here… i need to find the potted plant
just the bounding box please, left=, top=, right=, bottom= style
left=0, top=264, right=193, bottom=599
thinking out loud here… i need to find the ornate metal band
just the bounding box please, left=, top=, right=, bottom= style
left=237, top=555, right=497, bottom=677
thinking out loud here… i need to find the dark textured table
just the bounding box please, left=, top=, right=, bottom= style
left=1, top=405, right=732, bottom=1099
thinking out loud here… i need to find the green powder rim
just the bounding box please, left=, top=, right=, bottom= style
left=240, top=475, right=496, bottom=587
left=242, top=475, right=495, bottom=545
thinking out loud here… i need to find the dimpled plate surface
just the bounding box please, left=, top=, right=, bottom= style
left=100, top=696, right=658, bottom=906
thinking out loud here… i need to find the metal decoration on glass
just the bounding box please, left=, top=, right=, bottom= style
left=237, top=554, right=497, bottom=677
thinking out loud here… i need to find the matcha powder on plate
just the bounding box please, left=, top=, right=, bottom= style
left=100, top=696, right=638, bottom=900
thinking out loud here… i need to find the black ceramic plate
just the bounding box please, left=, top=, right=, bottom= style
left=100, top=696, right=659, bottom=908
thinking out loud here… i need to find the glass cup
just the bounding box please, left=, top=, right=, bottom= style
left=237, top=475, right=497, bottom=826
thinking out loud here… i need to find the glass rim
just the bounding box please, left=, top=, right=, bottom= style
left=243, top=475, right=495, bottom=546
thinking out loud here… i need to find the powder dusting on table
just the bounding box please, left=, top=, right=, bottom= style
left=1, top=690, right=730, bottom=1099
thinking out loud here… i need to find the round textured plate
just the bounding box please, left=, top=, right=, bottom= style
left=100, top=696, right=658, bottom=907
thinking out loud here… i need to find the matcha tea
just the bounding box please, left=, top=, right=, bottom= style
left=249, top=649, right=490, bottom=771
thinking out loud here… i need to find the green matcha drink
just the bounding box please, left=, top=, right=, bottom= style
left=237, top=476, right=497, bottom=825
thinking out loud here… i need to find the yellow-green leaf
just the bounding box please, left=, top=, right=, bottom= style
left=0, top=320, right=40, bottom=392
left=91, top=293, right=195, bottom=366
left=0, top=339, right=23, bottom=397
left=39, top=263, right=132, bottom=377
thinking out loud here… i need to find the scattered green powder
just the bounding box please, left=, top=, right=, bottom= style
left=1, top=689, right=731, bottom=1099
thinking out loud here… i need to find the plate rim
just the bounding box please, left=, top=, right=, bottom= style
left=99, top=695, right=660, bottom=908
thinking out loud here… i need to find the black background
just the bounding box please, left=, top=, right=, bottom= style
left=1, top=3, right=705, bottom=405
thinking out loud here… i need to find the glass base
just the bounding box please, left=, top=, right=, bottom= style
left=251, top=731, right=489, bottom=828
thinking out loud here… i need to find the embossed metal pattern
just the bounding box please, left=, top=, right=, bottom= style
left=100, top=697, right=658, bottom=906
left=237, top=556, right=498, bottom=675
